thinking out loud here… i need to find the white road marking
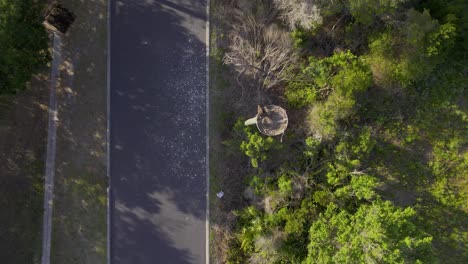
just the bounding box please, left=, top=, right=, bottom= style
left=205, top=0, right=211, bottom=263
left=107, top=1, right=112, bottom=264
left=41, top=32, right=62, bottom=264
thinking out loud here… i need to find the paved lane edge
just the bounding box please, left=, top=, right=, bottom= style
left=205, top=0, right=211, bottom=263
left=106, top=0, right=111, bottom=263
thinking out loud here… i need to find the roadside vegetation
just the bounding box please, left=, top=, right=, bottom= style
left=210, top=0, right=467, bottom=263
left=0, top=0, right=49, bottom=94
left=0, top=0, right=49, bottom=262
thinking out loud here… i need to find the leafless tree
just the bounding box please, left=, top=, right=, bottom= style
left=223, top=8, right=295, bottom=92
left=273, top=0, right=324, bottom=30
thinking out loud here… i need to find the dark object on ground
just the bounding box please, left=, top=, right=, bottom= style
left=44, top=1, right=75, bottom=34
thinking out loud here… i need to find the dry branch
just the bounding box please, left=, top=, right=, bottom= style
left=223, top=9, right=295, bottom=91
left=273, top=0, right=323, bottom=30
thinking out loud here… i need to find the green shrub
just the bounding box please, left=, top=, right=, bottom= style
left=307, top=92, right=356, bottom=138
left=290, top=28, right=308, bottom=48
left=277, top=174, right=293, bottom=195
left=240, top=131, right=279, bottom=168
left=306, top=201, right=434, bottom=264
left=367, top=9, right=457, bottom=87
left=0, top=0, right=49, bottom=94
left=287, top=51, right=371, bottom=137
left=286, top=51, right=371, bottom=108
left=348, top=0, right=408, bottom=25
left=238, top=122, right=282, bottom=168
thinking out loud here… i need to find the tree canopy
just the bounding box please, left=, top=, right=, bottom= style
left=0, top=0, right=49, bottom=94
left=210, top=0, right=467, bottom=262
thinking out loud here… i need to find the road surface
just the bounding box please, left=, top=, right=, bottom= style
left=110, top=0, right=208, bottom=263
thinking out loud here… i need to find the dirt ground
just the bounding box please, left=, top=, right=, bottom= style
left=0, top=73, right=49, bottom=263
left=49, top=0, right=108, bottom=263
left=209, top=3, right=256, bottom=262
left=208, top=2, right=308, bottom=262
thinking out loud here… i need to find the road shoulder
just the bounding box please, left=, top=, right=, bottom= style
left=49, top=1, right=108, bottom=263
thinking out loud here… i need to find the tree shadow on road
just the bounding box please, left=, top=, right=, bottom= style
left=110, top=0, right=208, bottom=263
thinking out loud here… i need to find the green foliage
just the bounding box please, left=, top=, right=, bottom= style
left=221, top=0, right=468, bottom=262
left=308, top=92, right=356, bottom=138
left=241, top=133, right=273, bottom=168
left=351, top=126, right=376, bottom=159
left=248, top=174, right=265, bottom=195
left=284, top=58, right=323, bottom=108
left=286, top=51, right=372, bottom=108
left=235, top=206, right=265, bottom=252
left=306, top=201, right=434, bottom=264
left=330, top=60, right=372, bottom=97
left=325, top=162, right=351, bottom=186
left=283, top=197, right=315, bottom=235
left=321, top=54, right=370, bottom=136
left=348, top=0, right=408, bottom=25
left=238, top=122, right=281, bottom=168
left=429, top=138, right=468, bottom=208
left=290, top=28, right=308, bottom=48
left=286, top=51, right=372, bottom=137
left=277, top=174, right=292, bottom=195
left=327, top=128, right=378, bottom=202
left=303, top=137, right=321, bottom=160
left=367, top=9, right=458, bottom=87
left=426, top=21, right=457, bottom=56
left=334, top=174, right=377, bottom=200
left=418, top=0, right=468, bottom=57
left=418, top=61, right=465, bottom=108
left=224, top=118, right=282, bottom=168
left=0, top=0, right=49, bottom=93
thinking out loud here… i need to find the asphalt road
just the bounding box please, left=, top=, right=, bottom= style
left=110, top=1, right=207, bottom=263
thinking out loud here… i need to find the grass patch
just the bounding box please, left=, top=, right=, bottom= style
left=0, top=148, right=45, bottom=263
left=51, top=168, right=107, bottom=264
left=0, top=95, right=13, bottom=125
left=0, top=72, right=49, bottom=263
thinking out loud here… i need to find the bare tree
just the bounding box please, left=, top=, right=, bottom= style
left=273, top=0, right=324, bottom=30
left=223, top=8, right=295, bottom=91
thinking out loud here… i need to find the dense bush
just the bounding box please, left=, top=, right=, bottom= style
left=367, top=9, right=457, bottom=87
left=219, top=0, right=467, bottom=262
left=224, top=118, right=282, bottom=168
left=226, top=131, right=435, bottom=263
left=285, top=51, right=372, bottom=137
left=286, top=50, right=372, bottom=108
left=306, top=201, right=434, bottom=264
left=348, top=0, right=408, bottom=25
left=0, top=0, right=49, bottom=94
